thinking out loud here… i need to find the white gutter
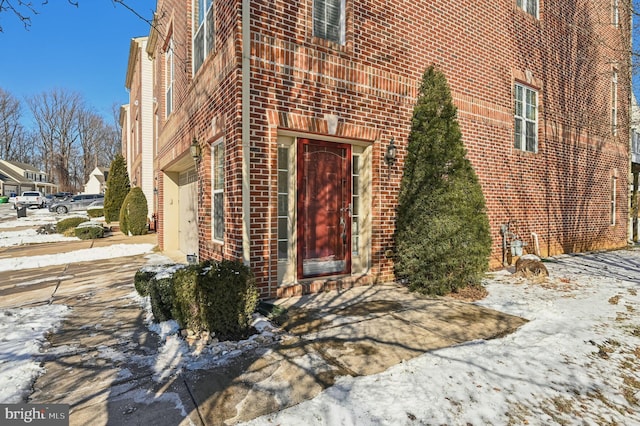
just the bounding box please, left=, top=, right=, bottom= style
left=241, top=0, right=251, bottom=265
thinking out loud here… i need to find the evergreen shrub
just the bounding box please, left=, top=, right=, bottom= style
left=136, top=260, right=259, bottom=339
left=119, top=187, right=148, bottom=236
left=57, top=217, right=89, bottom=233
left=148, top=275, right=175, bottom=323
left=134, top=264, right=185, bottom=299
left=198, top=260, right=259, bottom=340
left=394, top=65, right=492, bottom=296
left=171, top=265, right=203, bottom=331
left=87, top=207, right=104, bottom=218
left=104, top=154, right=130, bottom=223
left=74, top=222, right=104, bottom=239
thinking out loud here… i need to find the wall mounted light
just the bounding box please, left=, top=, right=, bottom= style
left=384, top=137, right=397, bottom=166
left=190, top=137, right=201, bottom=163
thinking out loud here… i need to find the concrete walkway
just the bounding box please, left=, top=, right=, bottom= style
left=1, top=227, right=527, bottom=425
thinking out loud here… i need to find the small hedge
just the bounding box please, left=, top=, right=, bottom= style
left=57, top=217, right=89, bottom=233
left=134, top=260, right=259, bottom=340
left=74, top=222, right=104, bottom=239
left=120, top=187, right=148, bottom=236
left=148, top=275, right=175, bottom=322
left=87, top=207, right=104, bottom=218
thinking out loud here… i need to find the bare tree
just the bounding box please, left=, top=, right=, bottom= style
left=0, top=0, right=153, bottom=32
left=0, top=87, right=24, bottom=160
left=27, top=89, right=82, bottom=191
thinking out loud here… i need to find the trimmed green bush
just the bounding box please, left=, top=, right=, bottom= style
left=394, top=65, right=492, bottom=296
left=134, top=264, right=184, bottom=298
left=87, top=207, right=104, bottom=218
left=74, top=222, right=104, bottom=239
left=138, top=260, right=259, bottom=339
left=57, top=217, right=89, bottom=233
left=148, top=276, right=175, bottom=323
left=104, top=154, right=130, bottom=223
left=119, top=187, right=148, bottom=236
left=171, top=265, right=203, bottom=331
left=134, top=269, right=156, bottom=297
left=199, top=260, right=259, bottom=340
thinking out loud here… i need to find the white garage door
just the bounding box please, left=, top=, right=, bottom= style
left=4, top=184, right=18, bottom=196
left=178, top=169, right=199, bottom=257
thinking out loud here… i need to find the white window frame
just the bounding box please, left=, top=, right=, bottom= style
left=516, top=0, right=538, bottom=18
left=211, top=139, right=225, bottom=242
left=611, top=176, right=617, bottom=225
left=165, top=38, right=174, bottom=117
left=313, top=0, right=346, bottom=45
left=612, top=0, right=619, bottom=27
left=611, top=70, right=618, bottom=136
left=193, top=0, right=215, bottom=74
left=514, top=83, right=538, bottom=153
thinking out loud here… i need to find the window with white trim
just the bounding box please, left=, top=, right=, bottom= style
left=352, top=155, right=360, bottom=255
left=313, top=0, right=345, bottom=44
left=611, top=176, right=617, bottom=225
left=193, top=0, right=214, bottom=74
left=165, top=38, right=174, bottom=117
left=211, top=141, right=224, bottom=241
left=612, top=0, right=619, bottom=27
left=516, top=0, right=538, bottom=18
left=277, top=147, right=289, bottom=260
left=514, top=84, right=538, bottom=152
left=611, top=70, right=618, bottom=136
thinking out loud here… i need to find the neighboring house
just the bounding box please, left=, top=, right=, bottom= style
left=140, top=1, right=630, bottom=298
left=122, top=36, right=155, bottom=220
left=83, top=167, right=109, bottom=194
left=0, top=160, right=56, bottom=196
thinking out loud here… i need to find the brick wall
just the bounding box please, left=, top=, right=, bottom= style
left=149, top=0, right=630, bottom=297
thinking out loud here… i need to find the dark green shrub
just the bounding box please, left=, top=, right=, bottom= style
left=198, top=260, right=259, bottom=340
left=119, top=187, right=148, bottom=236
left=136, top=260, right=258, bottom=338
left=134, top=269, right=156, bottom=297
left=57, top=217, right=89, bottom=233
left=394, top=65, right=492, bottom=296
left=171, top=265, right=203, bottom=331
left=134, top=264, right=184, bottom=298
left=74, top=222, right=104, bottom=240
left=104, top=154, right=130, bottom=223
left=87, top=207, right=104, bottom=218
left=148, top=276, right=175, bottom=323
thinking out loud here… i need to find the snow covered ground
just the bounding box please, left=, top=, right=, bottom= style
left=1, top=204, right=640, bottom=424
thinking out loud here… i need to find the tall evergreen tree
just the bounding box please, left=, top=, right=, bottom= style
left=104, top=153, right=130, bottom=223
left=394, top=65, right=492, bottom=295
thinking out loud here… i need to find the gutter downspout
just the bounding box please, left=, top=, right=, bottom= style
left=241, top=0, right=251, bottom=266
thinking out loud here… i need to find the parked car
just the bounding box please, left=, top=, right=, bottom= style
left=14, top=191, right=45, bottom=208
left=49, top=194, right=104, bottom=214
left=8, top=193, right=17, bottom=208
left=45, top=192, right=73, bottom=206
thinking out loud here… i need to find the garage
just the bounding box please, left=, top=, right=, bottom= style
left=178, top=168, right=199, bottom=257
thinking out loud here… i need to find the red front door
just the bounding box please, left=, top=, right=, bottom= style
left=297, top=139, right=351, bottom=278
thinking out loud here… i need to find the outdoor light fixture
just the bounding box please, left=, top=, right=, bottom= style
left=384, top=137, right=397, bottom=166
left=190, top=137, right=201, bottom=163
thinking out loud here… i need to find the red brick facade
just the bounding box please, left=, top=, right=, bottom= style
left=145, top=0, right=631, bottom=299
